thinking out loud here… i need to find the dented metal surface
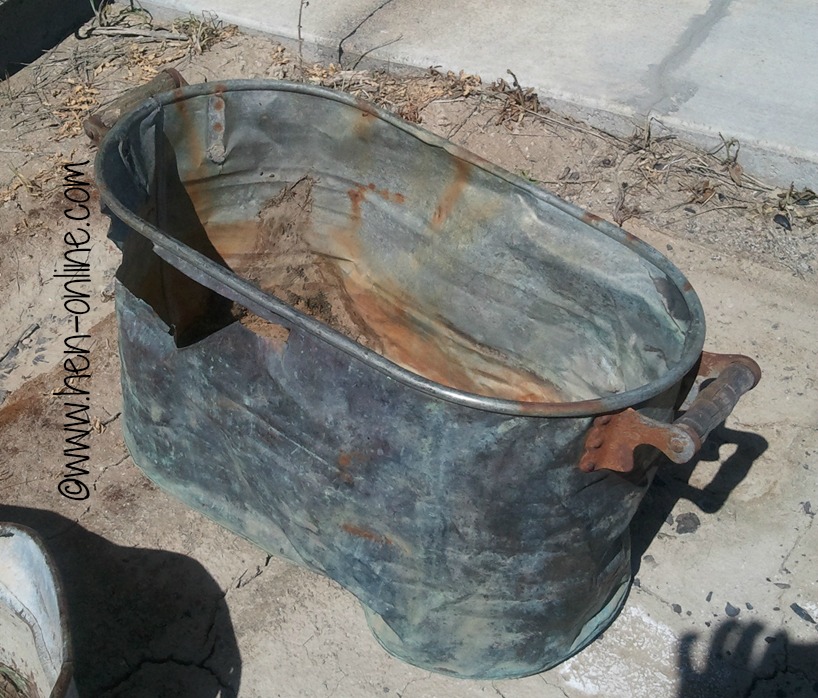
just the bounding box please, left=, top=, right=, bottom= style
left=95, top=80, right=759, bottom=679
left=99, top=80, right=708, bottom=416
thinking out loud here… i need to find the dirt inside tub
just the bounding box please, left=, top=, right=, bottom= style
left=210, top=176, right=570, bottom=404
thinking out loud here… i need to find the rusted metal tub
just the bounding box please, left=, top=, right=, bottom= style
left=95, top=80, right=760, bottom=679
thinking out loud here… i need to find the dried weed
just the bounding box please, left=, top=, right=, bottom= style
left=298, top=63, right=481, bottom=124
left=1, top=18, right=813, bottom=275
left=3, top=5, right=236, bottom=140
left=172, top=12, right=238, bottom=55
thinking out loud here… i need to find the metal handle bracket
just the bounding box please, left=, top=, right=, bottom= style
left=579, top=353, right=760, bottom=474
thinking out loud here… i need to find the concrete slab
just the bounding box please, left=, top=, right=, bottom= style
left=140, top=0, right=818, bottom=188
left=661, top=1, right=818, bottom=187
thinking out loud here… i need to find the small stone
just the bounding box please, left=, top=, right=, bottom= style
left=774, top=582, right=791, bottom=589
left=676, top=512, right=701, bottom=534
left=672, top=603, right=682, bottom=614
left=725, top=603, right=740, bottom=617
left=706, top=591, right=713, bottom=602
left=643, top=554, right=655, bottom=564
left=746, top=602, right=754, bottom=610
left=633, top=577, right=641, bottom=588
left=665, top=513, right=674, bottom=525
left=773, top=213, right=792, bottom=230
left=790, top=603, right=816, bottom=624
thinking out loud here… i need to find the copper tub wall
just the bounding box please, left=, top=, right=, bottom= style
left=96, top=81, right=714, bottom=679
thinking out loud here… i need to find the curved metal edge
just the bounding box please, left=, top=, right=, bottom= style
left=94, top=79, right=707, bottom=418
left=0, top=523, right=76, bottom=698
left=362, top=570, right=630, bottom=679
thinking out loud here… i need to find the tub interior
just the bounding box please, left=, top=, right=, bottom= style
left=105, top=87, right=695, bottom=403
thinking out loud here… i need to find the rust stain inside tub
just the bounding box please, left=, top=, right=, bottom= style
left=206, top=175, right=568, bottom=403
left=431, top=159, right=471, bottom=231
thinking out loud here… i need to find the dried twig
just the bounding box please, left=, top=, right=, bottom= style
left=0, top=324, right=39, bottom=366
left=446, top=97, right=482, bottom=139
left=613, top=182, right=640, bottom=226
left=684, top=204, right=750, bottom=218
left=351, top=35, right=404, bottom=71
left=297, top=0, right=309, bottom=76
left=88, top=27, right=187, bottom=41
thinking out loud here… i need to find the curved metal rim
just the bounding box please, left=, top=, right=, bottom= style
left=0, top=523, right=75, bottom=698
left=95, top=79, right=706, bottom=418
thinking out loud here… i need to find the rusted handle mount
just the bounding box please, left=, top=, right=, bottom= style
left=579, top=352, right=761, bottom=474
left=83, top=68, right=187, bottom=145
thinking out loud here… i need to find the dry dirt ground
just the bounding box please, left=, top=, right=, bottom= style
left=1, top=6, right=817, bottom=698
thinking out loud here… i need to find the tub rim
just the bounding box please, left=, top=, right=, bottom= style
left=95, top=79, right=706, bottom=418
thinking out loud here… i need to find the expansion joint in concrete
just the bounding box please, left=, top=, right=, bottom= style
left=541, top=677, right=571, bottom=698
left=742, top=638, right=816, bottom=698
left=490, top=683, right=509, bottom=698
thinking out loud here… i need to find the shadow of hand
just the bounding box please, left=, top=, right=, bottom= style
left=677, top=620, right=818, bottom=698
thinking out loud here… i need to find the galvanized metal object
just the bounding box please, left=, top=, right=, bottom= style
left=0, top=524, right=77, bottom=698
left=95, top=80, right=760, bottom=679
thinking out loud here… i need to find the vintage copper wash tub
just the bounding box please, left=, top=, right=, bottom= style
left=95, top=80, right=759, bottom=679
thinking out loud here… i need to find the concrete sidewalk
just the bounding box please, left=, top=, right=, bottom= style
left=142, top=0, right=818, bottom=188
